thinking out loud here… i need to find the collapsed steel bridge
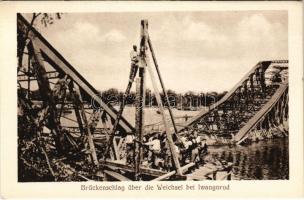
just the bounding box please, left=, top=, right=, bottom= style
left=17, top=14, right=288, bottom=181
left=180, top=60, right=288, bottom=145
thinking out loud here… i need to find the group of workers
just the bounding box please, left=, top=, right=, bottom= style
left=124, top=128, right=208, bottom=171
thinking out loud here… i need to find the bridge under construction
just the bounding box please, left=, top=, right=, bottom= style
left=17, top=14, right=288, bottom=181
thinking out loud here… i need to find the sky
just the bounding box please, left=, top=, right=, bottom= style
left=24, top=11, right=288, bottom=93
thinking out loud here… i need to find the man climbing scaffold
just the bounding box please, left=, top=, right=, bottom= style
left=102, top=20, right=192, bottom=180
left=129, top=45, right=139, bottom=83
left=102, top=44, right=141, bottom=161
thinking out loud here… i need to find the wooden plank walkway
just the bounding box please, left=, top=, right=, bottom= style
left=100, top=159, right=167, bottom=177
left=187, top=163, right=232, bottom=180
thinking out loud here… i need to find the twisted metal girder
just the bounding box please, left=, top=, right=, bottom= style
left=17, top=14, right=135, bottom=136
left=180, top=60, right=288, bottom=144
left=17, top=14, right=135, bottom=169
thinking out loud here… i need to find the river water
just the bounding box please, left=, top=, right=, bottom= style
left=208, top=138, right=289, bottom=180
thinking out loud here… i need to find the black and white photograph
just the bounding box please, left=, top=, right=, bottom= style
left=16, top=11, right=290, bottom=182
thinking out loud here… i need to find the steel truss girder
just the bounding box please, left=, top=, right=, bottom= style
left=235, top=83, right=288, bottom=143
left=17, top=14, right=134, bottom=135
left=181, top=60, right=288, bottom=144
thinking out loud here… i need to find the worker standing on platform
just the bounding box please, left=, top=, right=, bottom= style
left=129, top=45, right=139, bottom=83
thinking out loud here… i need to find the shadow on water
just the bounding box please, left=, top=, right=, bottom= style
left=208, top=138, right=289, bottom=180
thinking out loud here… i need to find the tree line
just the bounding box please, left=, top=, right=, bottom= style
left=100, top=88, right=228, bottom=109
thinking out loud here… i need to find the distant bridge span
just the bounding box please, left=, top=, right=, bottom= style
left=180, top=60, right=288, bottom=144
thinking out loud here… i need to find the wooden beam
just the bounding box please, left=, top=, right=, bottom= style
left=30, top=40, right=64, bottom=153
left=103, top=59, right=138, bottom=160
left=117, top=137, right=124, bottom=150
left=134, top=20, right=149, bottom=180
left=27, top=53, right=31, bottom=98
left=73, top=83, right=99, bottom=166
left=100, top=160, right=166, bottom=177
left=151, top=163, right=195, bottom=181
left=113, top=136, right=120, bottom=160
left=148, top=37, right=179, bottom=137
left=145, top=42, right=183, bottom=176
left=78, top=174, right=93, bottom=181
left=101, top=111, right=110, bottom=140
left=104, top=170, right=131, bottom=181
left=68, top=82, right=85, bottom=138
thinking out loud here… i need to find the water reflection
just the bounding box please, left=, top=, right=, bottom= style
left=209, top=138, right=289, bottom=180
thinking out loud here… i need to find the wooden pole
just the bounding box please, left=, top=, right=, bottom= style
left=145, top=48, right=183, bottom=176
left=103, top=70, right=136, bottom=160
left=68, top=82, right=85, bottom=138
left=181, top=94, right=183, bottom=110
left=30, top=40, right=63, bottom=154
left=134, top=77, right=141, bottom=179
left=134, top=20, right=148, bottom=180
left=27, top=53, right=31, bottom=99
left=283, top=90, right=289, bottom=120
left=104, top=170, right=131, bottom=181
left=73, top=83, right=99, bottom=166
left=148, top=37, right=179, bottom=136
left=103, top=39, right=141, bottom=160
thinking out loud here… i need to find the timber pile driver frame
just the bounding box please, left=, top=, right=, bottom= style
left=102, top=20, right=190, bottom=180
